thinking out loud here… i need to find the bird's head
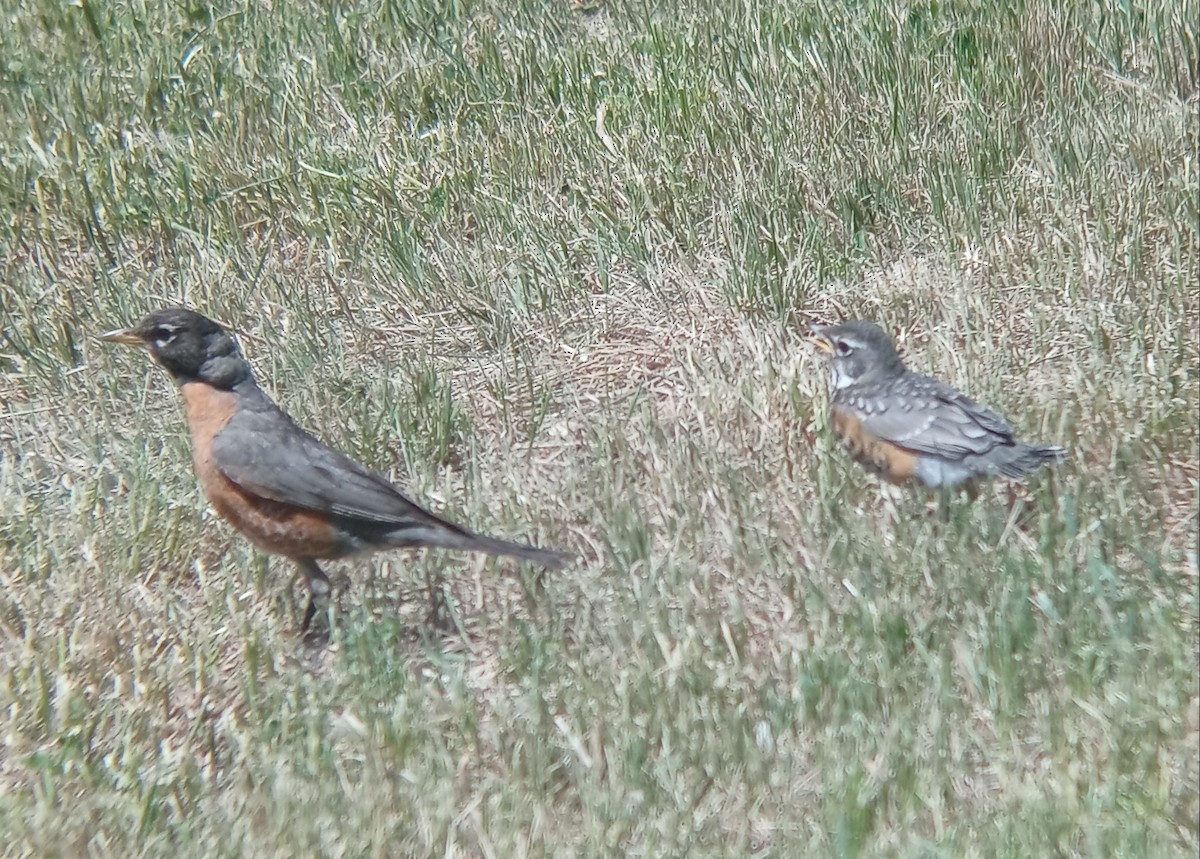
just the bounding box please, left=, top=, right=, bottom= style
left=100, top=307, right=253, bottom=389
left=808, top=319, right=906, bottom=390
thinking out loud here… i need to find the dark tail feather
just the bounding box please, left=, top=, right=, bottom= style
left=461, top=532, right=572, bottom=570
left=405, top=524, right=571, bottom=570
left=994, top=443, right=1067, bottom=479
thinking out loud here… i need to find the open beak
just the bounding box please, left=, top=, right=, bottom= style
left=98, top=327, right=145, bottom=346
left=807, top=323, right=834, bottom=355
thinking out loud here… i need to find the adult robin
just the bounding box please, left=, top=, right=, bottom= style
left=100, top=307, right=569, bottom=630
left=808, top=320, right=1066, bottom=488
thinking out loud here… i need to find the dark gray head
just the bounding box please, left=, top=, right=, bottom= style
left=808, top=320, right=906, bottom=389
left=100, top=307, right=254, bottom=389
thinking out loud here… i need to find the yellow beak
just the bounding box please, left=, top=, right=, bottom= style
left=807, top=323, right=834, bottom=354
left=98, top=327, right=144, bottom=346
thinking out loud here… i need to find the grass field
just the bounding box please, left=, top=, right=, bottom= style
left=1, top=0, right=1197, bottom=855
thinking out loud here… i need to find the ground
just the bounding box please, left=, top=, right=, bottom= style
left=0, top=0, right=1197, bottom=855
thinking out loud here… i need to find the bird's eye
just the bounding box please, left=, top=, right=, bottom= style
left=835, top=340, right=853, bottom=356
left=149, top=326, right=176, bottom=346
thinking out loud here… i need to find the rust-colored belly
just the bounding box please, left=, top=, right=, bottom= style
left=831, top=407, right=919, bottom=484
left=181, top=382, right=340, bottom=559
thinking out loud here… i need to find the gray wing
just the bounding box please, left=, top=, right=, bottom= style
left=210, top=394, right=467, bottom=532
left=848, top=375, right=1017, bottom=460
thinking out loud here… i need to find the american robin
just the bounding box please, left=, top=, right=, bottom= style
left=100, top=307, right=569, bottom=630
left=808, top=320, right=1066, bottom=488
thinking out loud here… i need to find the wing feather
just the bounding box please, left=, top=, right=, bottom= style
left=210, top=396, right=467, bottom=534
left=842, top=374, right=1017, bottom=460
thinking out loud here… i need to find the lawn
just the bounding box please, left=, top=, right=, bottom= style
left=1, top=0, right=1197, bottom=855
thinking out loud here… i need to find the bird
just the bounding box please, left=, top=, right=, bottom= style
left=100, top=307, right=569, bottom=630
left=808, top=320, right=1066, bottom=488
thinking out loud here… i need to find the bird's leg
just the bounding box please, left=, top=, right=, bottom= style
left=421, top=565, right=459, bottom=633
left=298, top=558, right=332, bottom=632
left=936, top=487, right=951, bottom=525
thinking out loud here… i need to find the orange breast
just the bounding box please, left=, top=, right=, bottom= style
left=831, top=407, right=919, bottom=484
left=180, top=383, right=340, bottom=560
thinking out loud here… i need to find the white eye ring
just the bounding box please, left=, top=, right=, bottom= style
left=149, top=327, right=176, bottom=348
left=835, top=340, right=853, bottom=356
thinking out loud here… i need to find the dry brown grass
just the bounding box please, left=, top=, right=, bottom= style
left=2, top=0, right=1197, bottom=855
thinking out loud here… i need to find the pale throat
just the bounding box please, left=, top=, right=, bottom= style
left=830, top=363, right=856, bottom=390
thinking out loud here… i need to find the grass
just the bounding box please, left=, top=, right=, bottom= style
left=1, top=0, right=1197, bottom=855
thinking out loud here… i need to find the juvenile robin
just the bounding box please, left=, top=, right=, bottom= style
left=101, top=307, right=569, bottom=630
left=808, top=320, right=1066, bottom=488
